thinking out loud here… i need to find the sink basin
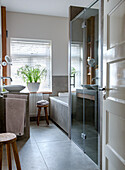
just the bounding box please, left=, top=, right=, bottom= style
left=90, top=84, right=98, bottom=90
left=3, top=85, right=26, bottom=92
left=81, top=84, right=94, bottom=90
left=81, top=84, right=98, bottom=90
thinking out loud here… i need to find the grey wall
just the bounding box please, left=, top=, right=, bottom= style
left=6, top=12, right=69, bottom=117
left=72, top=18, right=83, bottom=43
left=52, top=76, right=68, bottom=96
left=6, top=11, right=69, bottom=76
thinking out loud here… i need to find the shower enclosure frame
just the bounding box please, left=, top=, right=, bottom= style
left=68, top=0, right=104, bottom=169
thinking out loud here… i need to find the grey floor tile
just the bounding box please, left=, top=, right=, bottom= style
left=19, top=142, right=48, bottom=170
left=2, top=121, right=99, bottom=170
left=31, top=124, right=69, bottom=143
left=2, top=141, right=48, bottom=170
left=30, top=120, right=55, bottom=129
left=37, top=140, right=98, bottom=170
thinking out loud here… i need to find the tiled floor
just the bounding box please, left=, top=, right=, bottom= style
left=2, top=121, right=99, bottom=170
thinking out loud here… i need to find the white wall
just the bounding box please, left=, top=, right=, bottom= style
left=6, top=12, right=69, bottom=76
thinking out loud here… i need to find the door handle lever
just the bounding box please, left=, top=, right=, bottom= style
left=99, top=88, right=106, bottom=91
left=99, top=87, right=117, bottom=91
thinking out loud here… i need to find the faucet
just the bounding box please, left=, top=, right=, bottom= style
left=1, top=77, right=13, bottom=85
left=91, top=77, right=98, bottom=83
left=1, top=77, right=13, bottom=81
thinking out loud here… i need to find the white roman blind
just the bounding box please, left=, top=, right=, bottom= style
left=10, top=38, right=52, bottom=92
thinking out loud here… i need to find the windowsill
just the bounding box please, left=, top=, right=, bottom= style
left=1, top=91, right=52, bottom=95
left=29, top=91, right=52, bottom=94
left=21, top=88, right=52, bottom=94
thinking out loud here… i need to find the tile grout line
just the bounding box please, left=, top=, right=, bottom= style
left=30, top=123, right=70, bottom=170
left=31, top=129, right=70, bottom=170
left=35, top=140, right=50, bottom=170
left=30, top=132, right=49, bottom=169
left=31, top=130, right=49, bottom=170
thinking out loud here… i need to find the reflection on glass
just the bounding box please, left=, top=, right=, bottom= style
left=110, top=61, right=125, bottom=87
left=109, top=59, right=125, bottom=100
left=70, top=0, right=100, bottom=166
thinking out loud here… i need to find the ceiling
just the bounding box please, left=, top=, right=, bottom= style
left=1, top=0, right=94, bottom=17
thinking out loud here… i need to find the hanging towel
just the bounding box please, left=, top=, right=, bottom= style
left=6, top=94, right=28, bottom=127
left=6, top=98, right=26, bottom=136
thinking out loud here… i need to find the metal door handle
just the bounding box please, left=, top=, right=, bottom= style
left=99, top=88, right=106, bottom=91
left=99, top=87, right=117, bottom=91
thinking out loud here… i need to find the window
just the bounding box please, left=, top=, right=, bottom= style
left=10, top=38, right=52, bottom=92
left=71, top=43, right=83, bottom=90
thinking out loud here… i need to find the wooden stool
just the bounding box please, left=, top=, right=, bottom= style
left=37, top=102, right=49, bottom=126
left=0, top=133, right=21, bottom=170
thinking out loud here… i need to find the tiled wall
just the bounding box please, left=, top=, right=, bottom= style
left=51, top=76, right=68, bottom=96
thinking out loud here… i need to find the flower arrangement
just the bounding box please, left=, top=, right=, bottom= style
left=17, top=65, right=47, bottom=84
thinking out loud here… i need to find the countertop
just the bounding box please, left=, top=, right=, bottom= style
left=76, top=88, right=98, bottom=96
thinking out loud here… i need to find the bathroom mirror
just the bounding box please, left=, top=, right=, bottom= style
left=5, top=55, right=12, bottom=65
left=2, top=55, right=12, bottom=66
left=88, top=58, right=95, bottom=67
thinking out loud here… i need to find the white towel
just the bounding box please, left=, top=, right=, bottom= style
left=37, top=100, right=49, bottom=106
left=7, top=94, right=28, bottom=127
left=6, top=98, right=26, bottom=136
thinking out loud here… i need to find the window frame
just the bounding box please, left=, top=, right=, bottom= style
left=9, top=37, right=52, bottom=93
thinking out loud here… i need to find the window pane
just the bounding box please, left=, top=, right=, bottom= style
left=10, top=38, right=52, bottom=92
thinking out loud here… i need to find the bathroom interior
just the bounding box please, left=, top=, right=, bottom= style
left=0, top=0, right=101, bottom=169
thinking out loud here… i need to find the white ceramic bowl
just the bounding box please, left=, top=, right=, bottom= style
left=3, top=85, right=26, bottom=92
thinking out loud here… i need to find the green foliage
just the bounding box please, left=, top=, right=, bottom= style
left=71, top=67, right=77, bottom=76
left=17, top=65, right=47, bottom=84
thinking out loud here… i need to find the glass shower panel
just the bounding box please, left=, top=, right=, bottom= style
left=70, top=15, right=84, bottom=150
left=82, top=7, right=99, bottom=164
left=70, top=0, right=100, bottom=166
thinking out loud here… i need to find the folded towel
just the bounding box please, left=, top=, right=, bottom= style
left=37, top=100, right=49, bottom=106
left=6, top=98, right=26, bottom=136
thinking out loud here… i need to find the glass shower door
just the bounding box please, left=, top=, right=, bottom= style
left=70, top=1, right=100, bottom=166
left=81, top=6, right=99, bottom=164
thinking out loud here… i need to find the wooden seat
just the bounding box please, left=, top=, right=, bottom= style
left=0, top=133, right=21, bottom=170
left=36, top=103, right=49, bottom=126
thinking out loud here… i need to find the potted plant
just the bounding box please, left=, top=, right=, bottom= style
left=17, top=65, right=47, bottom=92
left=71, top=67, right=77, bottom=76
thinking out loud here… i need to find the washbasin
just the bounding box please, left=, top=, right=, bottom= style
left=81, top=84, right=94, bottom=90
left=90, top=84, right=98, bottom=90
left=81, top=84, right=98, bottom=90
left=3, top=85, right=26, bottom=92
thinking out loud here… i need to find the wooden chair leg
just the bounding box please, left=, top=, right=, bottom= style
left=37, top=107, right=41, bottom=126
left=44, top=107, right=49, bottom=125
left=0, top=145, right=3, bottom=170
left=6, top=144, right=12, bottom=170
left=11, top=142, right=21, bottom=170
